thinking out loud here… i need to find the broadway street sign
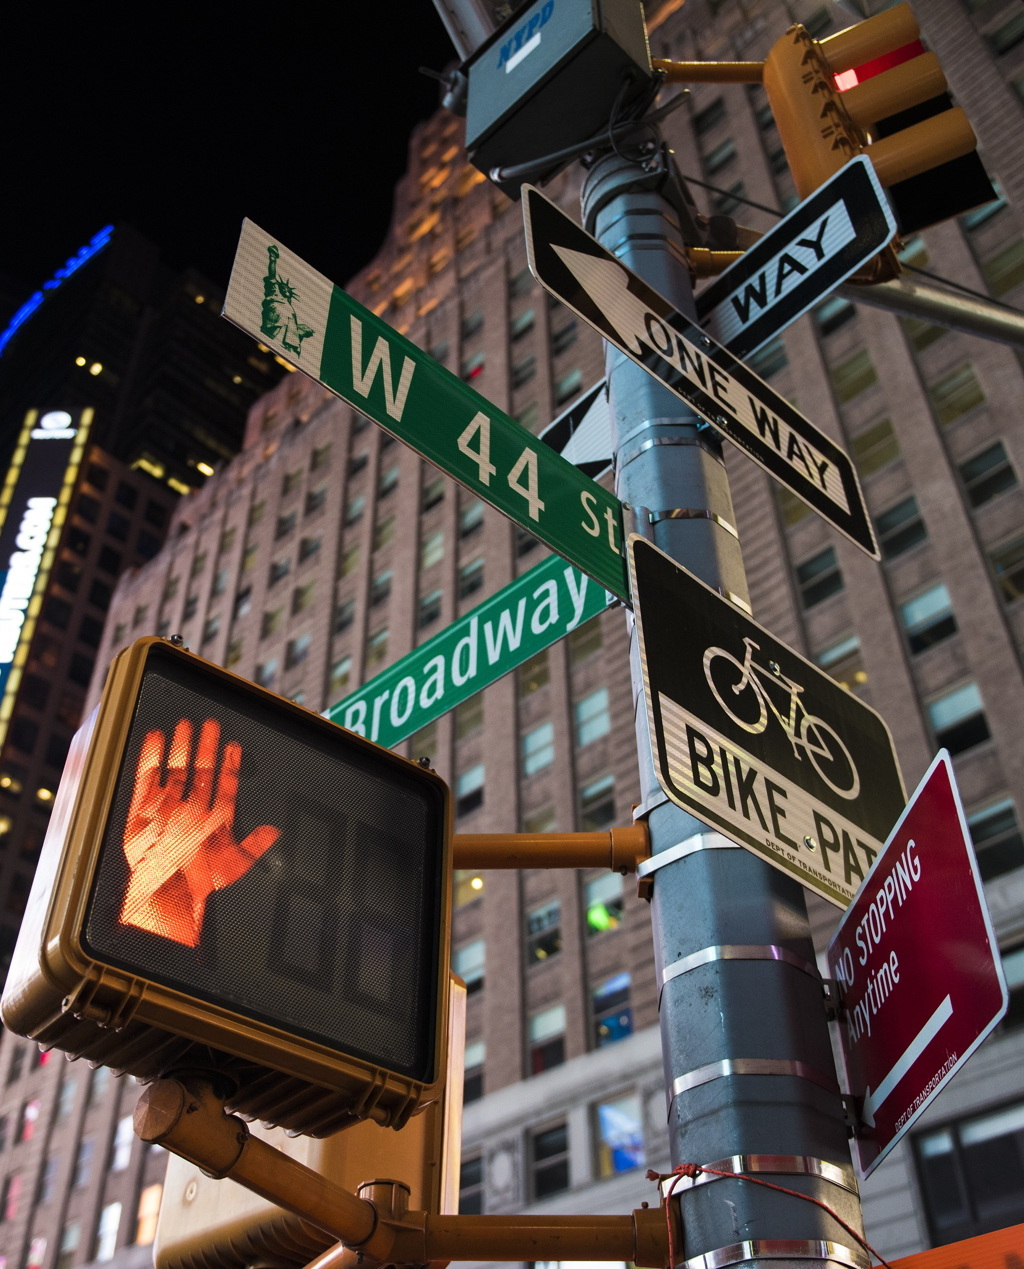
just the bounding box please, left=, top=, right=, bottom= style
left=328, top=552, right=612, bottom=748
left=224, top=221, right=628, bottom=600
left=628, top=536, right=904, bottom=907
left=697, top=157, right=896, bottom=358
left=827, top=752, right=1007, bottom=1176
left=524, top=187, right=879, bottom=559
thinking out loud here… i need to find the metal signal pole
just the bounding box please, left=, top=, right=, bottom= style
left=581, top=146, right=866, bottom=1262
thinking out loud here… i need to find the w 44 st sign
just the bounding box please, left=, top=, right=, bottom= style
left=224, top=222, right=628, bottom=601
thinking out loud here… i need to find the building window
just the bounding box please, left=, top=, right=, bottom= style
left=56, top=1222, right=79, bottom=1269
left=370, top=570, right=392, bottom=606
left=459, top=500, right=484, bottom=537
left=460, top=309, right=484, bottom=340
left=459, top=1155, right=485, bottom=1215
left=522, top=722, right=555, bottom=775
left=509, top=268, right=532, bottom=298
left=980, top=238, right=1024, bottom=295
left=20, top=1098, right=41, bottom=1142
left=254, top=660, right=277, bottom=690
left=365, top=628, right=388, bottom=667
left=959, top=441, right=1018, bottom=507
left=704, top=138, right=737, bottom=174
left=456, top=764, right=485, bottom=817
left=299, top=535, right=321, bottom=563
left=282, top=469, right=301, bottom=496
left=464, top=1039, right=485, bottom=1104
left=374, top=516, right=396, bottom=551
left=830, top=349, right=878, bottom=402
left=875, top=496, right=926, bottom=558
left=421, top=529, right=444, bottom=569
left=285, top=634, right=311, bottom=670
left=593, top=972, right=633, bottom=1047
left=930, top=365, right=985, bottom=427
left=202, top=615, right=220, bottom=644
left=927, top=682, right=990, bottom=755
left=3, top=1173, right=22, bottom=1222
left=554, top=369, right=582, bottom=405
left=378, top=465, right=399, bottom=497
left=796, top=547, right=843, bottom=609
left=334, top=598, right=355, bottom=633
left=109, top=1114, right=134, bottom=1173
left=526, top=900, right=562, bottom=964
left=815, top=633, right=867, bottom=692
left=815, top=296, right=856, bottom=336
left=341, top=544, right=360, bottom=577
left=968, top=798, right=1024, bottom=882
left=580, top=775, right=615, bottom=831
left=136, top=1183, right=163, bottom=1246
left=551, top=321, right=578, bottom=355
left=328, top=656, right=352, bottom=701
left=595, top=1094, right=645, bottom=1177
left=989, top=534, right=1024, bottom=604
left=74, top=1139, right=94, bottom=1188
left=454, top=869, right=484, bottom=906
left=1001, top=946, right=1024, bottom=1032
left=585, top=872, right=624, bottom=935
left=569, top=619, right=602, bottom=663
left=26, top=1236, right=47, bottom=1269
left=901, top=584, right=957, bottom=654
left=747, top=337, right=788, bottom=380
left=462, top=351, right=485, bottom=382
left=453, top=939, right=484, bottom=994
left=575, top=688, right=610, bottom=746
left=459, top=557, right=484, bottom=599
left=95, top=1202, right=121, bottom=1262
left=530, top=1122, right=570, bottom=1198
left=422, top=476, right=445, bottom=511
left=693, top=96, right=726, bottom=134
left=914, top=1101, right=1024, bottom=1242
left=776, top=486, right=811, bottom=527
left=344, top=494, right=365, bottom=526
left=517, top=402, right=540, bottom=433
left=516, top=526, right=539, bottom=557
left=529, top=1005, right=567, bottom=1074
left=510, top=308, right=535, bottom=341
left=902, top=316, right=947, bottom=352
left=518, top=650, right=549, bottom=697
left=512, top=353, right=537, bottom=389
left=409, top=721, right=436, bottom=763
left=455, top=693, right=483, bottom=738
left=38, top=1155, right=58, bottom=1204
left=418, top=588, right=443, bottom=628
left=276, top=511, right=297, bottom=539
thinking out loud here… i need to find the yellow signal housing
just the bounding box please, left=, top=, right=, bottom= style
left=1, top=637, right=453, bottom=1138
left=762, top=4, right=989, bottom=264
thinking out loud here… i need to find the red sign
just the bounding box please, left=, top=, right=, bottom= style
left=827, top=751, right=1007, bottom=1176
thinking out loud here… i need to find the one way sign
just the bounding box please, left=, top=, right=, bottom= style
left=524, top=186, right=879, bottom=559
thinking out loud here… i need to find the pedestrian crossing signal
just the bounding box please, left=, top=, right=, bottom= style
left=1, top=637, right=452, bottom=1137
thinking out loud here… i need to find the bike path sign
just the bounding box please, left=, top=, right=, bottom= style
left=627, top=537, right=905, bottom=907
left=524, top=187, right=879, bottom=559
left=827, top=751, right=1007, bottom=1176
left=224, top=220, right=628, bottom=601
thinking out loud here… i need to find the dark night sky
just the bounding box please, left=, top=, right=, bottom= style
left=4, top=8, right=458, bottom=311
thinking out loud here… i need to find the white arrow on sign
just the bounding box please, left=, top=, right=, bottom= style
left=862, top=994, right=953, bottom=1127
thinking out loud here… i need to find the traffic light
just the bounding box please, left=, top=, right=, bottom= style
left=763, top=4, right=995, bottom=246
left=154, top=979, right=466, bottom=1269
left=1, top=637, right=452, bottom=1137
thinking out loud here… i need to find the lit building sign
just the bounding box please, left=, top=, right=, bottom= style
left=0, top=227, right=114, bottom=359
left=0, top=409, right=93, bottom=748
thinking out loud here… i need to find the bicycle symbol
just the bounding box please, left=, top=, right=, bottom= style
left=702, top=637, right=860, bottom=800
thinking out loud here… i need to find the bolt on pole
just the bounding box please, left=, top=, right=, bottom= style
left=581, top=144, right=865, bottom=1263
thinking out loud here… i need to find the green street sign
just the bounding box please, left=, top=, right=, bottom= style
left=328, top=552, right=613, bottom=749
left=224, top=221, right=628, bottom=600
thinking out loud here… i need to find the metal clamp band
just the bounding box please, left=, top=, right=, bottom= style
left=670, top=1058, right=839, bottom=1105
left=661, top=945, right=821, bottom=996
left=682, top=1240, right=868, bottom=1269
left=720, top=589, right=753, bottom=614
left=648, top=508, right=739, bottom=539
left=663, top=1154, right=857, bottom=1196
left=618, top=433, right=723, bottom=469
left=637, top=832, right=740, bottom=879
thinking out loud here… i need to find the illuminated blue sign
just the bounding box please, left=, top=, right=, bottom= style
left=0, top=226, right=114, bottom=359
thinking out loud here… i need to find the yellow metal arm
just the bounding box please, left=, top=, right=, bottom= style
left=453, top=824, right=649, bottom=872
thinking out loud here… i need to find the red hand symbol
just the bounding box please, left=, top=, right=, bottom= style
left=119, top=719, right=281, bottom=946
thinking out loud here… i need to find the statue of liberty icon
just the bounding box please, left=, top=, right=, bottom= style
left=260, top=245, right=315, bottom=356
